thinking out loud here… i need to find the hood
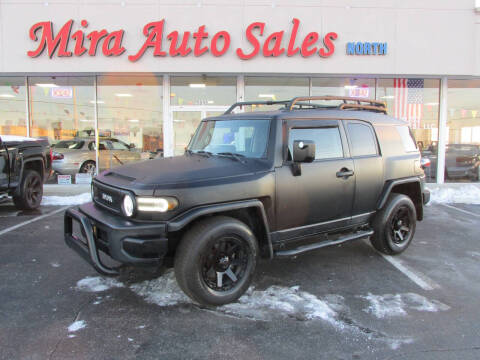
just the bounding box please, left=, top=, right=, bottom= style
left=96, top=154, right=271, bottom=188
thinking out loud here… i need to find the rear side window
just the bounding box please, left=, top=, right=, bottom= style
left=396, top=126, right=417, bottom=152
left=289, top=127, right=343, bottom=160
left=347, top=123, right=378, bottom=157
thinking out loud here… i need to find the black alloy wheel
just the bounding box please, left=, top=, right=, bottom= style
left=175, top=216, right=258, bottom=306
left=12, top=169, right=43, bottom=210
left=200, top=235, right=249, bottom=292
left=370, top=193, right=416, bottom=255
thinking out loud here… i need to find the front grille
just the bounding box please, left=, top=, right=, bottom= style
left=92, top=181, right=125, bottom=214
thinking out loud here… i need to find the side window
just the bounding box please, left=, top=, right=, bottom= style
left=288, top=127, right=344, bottom=160
left=110, top=140, right=129, bottom=150
left=396, top=126, right=417, bottom=152
left=347, top=123, right=378, bottom=157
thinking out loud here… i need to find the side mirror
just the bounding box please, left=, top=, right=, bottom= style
left=293, top=140, right=315, bottom=163
left=129, top=143, right=136, bottom=149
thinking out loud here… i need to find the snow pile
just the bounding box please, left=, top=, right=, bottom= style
left=41, top=193, right=91, bottom=206
left=76, top=276, right=124, bottom=292
left=130, top=271, right=190, bottom=306
left=427, top=185, right=480, bottom=205
left=360, top=293, right=450, bottom=318
left=68, top=320, right=86, bottom=332
left=220, top=285, right=341, bottom=324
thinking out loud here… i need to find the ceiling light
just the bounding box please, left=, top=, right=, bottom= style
left=344, top=85, right=357, bottom=90
left=425, top=102, right=439, bottom=106
left=36, top=83, right=58, bottom=88
left=380, top=95, right=395, bottom=99
left=128, top=119, right=139, bottom=123
left=115, top=93, right=132, bottom=97
left=258, top=94, right=275, bottom=98
left=89, top=100, right=105, bottom=104
left=189, top=83, right=206, bottom=88
left=80, top=119, right=93, bottom=122
left=207, top=100, right=214, bottom=104
left=0, top=94, right=15, bottom=98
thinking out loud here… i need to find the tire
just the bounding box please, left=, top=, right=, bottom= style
left=79, top=161, right=96, bottom=175
left=174, top=216, right=259, bottom=306
left=12, top=169, right=43, bottom=210
left=370, top=193, right=417, bottom=255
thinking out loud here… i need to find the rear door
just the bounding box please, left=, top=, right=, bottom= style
left=344, top=121, right=384, bottom=225
left=0, top=140, right=8, bottom=189
left=274, top=120, right=355, bottom=241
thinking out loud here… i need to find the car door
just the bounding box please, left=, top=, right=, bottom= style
left=344, top=121, right=384, bottom=225
left=0, top=138, right=9, bottom=189
left=274, top=120, right=355, bottom=241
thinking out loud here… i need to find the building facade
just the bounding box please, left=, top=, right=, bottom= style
left=1, top=0, right=480, bottom=183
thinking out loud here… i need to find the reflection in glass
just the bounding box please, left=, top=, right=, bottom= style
left=171, top=76, right=236, bottom=106
left=97, top=75, right=163, bottom=171
left=0, top=77, right=27, bottom=136
left=376, top=79, right=440, bottom=182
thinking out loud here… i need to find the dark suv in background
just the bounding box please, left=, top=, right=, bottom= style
left=65, top=96, right=430, bottom=306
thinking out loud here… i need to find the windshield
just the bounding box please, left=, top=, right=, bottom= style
left=53, top=140, right=85, bottom=149
left=188, top=119, right=270, bottom=158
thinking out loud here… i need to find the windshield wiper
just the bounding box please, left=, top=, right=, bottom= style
left=216, top=152, right=246, bottom=163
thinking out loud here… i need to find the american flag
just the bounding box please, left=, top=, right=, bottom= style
left=394, top=78, right=424, bottom=129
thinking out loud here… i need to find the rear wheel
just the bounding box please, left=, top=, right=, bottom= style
left=13, top=169, right=43, bottom=210
left=79, top=161, right=96, bottom=175
left=174, top=216, right=258, bottom=306
left=370, top=193, right=416, bottom=255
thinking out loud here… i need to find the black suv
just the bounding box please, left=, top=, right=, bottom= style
left=1, top=135, right=51, bottom=210
left=65, top=96, right=430, bottom=306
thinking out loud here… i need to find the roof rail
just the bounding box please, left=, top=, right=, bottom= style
left=224, top=100, right=290, bottom=114
left=287, top=96, right=387, bottom=114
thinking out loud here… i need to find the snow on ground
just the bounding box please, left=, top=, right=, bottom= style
left=359, top=293, right=450, bottom=319
left=68, top=320, right=86, bottom=332
left=427, top=185, right=480, bottom=205
left=41, top=192, right=91, bottom=206
left=76, top=276, right=124, bottom=292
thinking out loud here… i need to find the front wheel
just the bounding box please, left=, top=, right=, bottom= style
left=174, top=216, right=258, bottom=306
left=370, top=193, right=417, bottom=255
left=79, top=160, right=96, bottom=175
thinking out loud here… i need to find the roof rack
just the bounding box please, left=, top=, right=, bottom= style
left=223, top=96, right=387, bottom=115
left=287, top=96, right=387, bottom=114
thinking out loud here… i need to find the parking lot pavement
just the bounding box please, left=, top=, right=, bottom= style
left=0, top=201, right=479, bottom=360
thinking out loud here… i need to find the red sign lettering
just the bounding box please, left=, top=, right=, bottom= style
left=27, top=19, right=338, bottom=61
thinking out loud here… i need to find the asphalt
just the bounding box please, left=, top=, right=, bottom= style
left=0, top=200, right=479, bottom=360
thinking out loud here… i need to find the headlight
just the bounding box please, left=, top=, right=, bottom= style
left=122, top=194, right=135, bottom=217
left=136, top=196, right=178, bottom=212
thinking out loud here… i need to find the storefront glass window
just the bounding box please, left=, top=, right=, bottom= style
left=244, top=77, right=309, bottom=111
left=29, top=76, right=94, bottom=184
left=97, top=75, right=163, bottom=172
left=171, top=76, right=235, bottom=155
left=376, top=79, right=440, bottom=182
left=0, top=77, right=27, bottom=137
left=312, top=78, right=376, bottom=104
left=444, top=80, right=480, bottom=182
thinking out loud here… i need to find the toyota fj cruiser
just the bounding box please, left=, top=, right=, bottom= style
left=1, top=135, right=51, bottom=210
left=64, top=96, right=430, bottom=306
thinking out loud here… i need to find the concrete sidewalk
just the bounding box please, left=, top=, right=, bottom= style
left=44, top=184, right=90, bottom=196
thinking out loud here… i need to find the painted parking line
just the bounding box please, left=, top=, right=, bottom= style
left=441, top=204, right=480, bottom=218
left=364, top=239, right=440, bottom=291
left=0, top=206, right=69, bottom=237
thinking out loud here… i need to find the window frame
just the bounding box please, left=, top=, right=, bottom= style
left=283, top=119, right=350, bottom=164
left=344, top=120, right=380, bottom=158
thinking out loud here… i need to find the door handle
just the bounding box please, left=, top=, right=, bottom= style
left=336, top=168, right=354, bottom=178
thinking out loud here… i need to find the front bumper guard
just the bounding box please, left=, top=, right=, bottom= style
left=64, top=207, right=120, bottom=276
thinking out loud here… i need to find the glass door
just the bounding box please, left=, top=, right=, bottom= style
left=171, top=106, right=228, bottom=156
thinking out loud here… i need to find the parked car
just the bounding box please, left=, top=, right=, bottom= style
left=64, top=96, right=430, bottom=306
left=421, top=144, right=480, bottom=181
left=0, top=135, right=52, bottom=210
left=52, top=137, right=141, bottom=176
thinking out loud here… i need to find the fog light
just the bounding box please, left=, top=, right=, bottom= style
left=122, top=194, right=134, bottom=217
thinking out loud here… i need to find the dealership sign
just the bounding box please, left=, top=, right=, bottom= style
left=27, top=19, right=339, bottom=61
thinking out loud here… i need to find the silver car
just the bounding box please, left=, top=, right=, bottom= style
left=52, top=138, right=141, bottom=176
